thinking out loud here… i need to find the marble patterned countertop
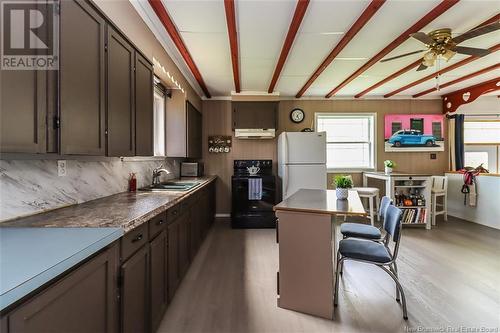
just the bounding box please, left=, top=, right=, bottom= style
left=0, top=176, right=217, bottom=232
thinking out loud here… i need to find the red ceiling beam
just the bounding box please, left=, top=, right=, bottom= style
left=442, top=77, right=500, bottom=113
left=413, top=63, right=500, bottom=98
left=268, top=0, right=310, bottom=93
left=355, top=13, right=500, bottom=98
left=148, top=0, right=211, bottom=98
left=224, top=0, right=240, bottom=93
left=294, top=0, right=385, bottom=98
left=384, top=43, right=500, bottom=98
left=325, top=0, right=459, bottom=98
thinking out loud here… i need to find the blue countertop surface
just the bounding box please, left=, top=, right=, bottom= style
left=0, top=227, right=123, bottom=312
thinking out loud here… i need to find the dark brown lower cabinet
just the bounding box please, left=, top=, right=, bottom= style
left=120, top=245, right=149, bottom=333
left=2, top=182, right=216, bottom=333
left=150, top=230, right=168, bottom=332
left=167, top=218, right=180, bottom=301
left=6, top=243, right=119, bottom=333
left=179, top=212, right=191, bottom=278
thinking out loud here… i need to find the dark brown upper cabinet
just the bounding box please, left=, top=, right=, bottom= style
left=106, top=27, right=135, bottom=157
left=60, top=0, right=106, bottom=155
left=135, top=53, right=154, bottom=156
left=186, top=101, right=202, bottom=159
left=0, top=70, right=47, bottom=154
left=166, top=92, right=202, bottom=159
left=232, top=101, right=278, bottom=129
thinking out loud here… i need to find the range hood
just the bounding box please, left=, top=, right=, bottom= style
left=235, top=128, right=276, bottom=139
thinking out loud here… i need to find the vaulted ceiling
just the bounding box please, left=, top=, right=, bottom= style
left=132, top=0, right=500, bottom=99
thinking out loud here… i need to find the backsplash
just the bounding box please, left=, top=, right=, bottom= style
left=0, top=158, right=180, bottom=222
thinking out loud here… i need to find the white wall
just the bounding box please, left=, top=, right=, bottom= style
left=446, top=173, right=500, bottom=230
left=457, top=96, right=500, bottom=115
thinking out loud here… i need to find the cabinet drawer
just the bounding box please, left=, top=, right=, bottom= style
left=149, top=212, right=167, bottom=239
left=121, top=223, right=149, bottom=261
left=167, top=204, right=181, bottom=222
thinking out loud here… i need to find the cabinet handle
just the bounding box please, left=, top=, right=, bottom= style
left=276, top=219, right=279, bottom=244
left=173, top=210, right=178, bottom=215
left=157, top=219, right=164, bottom=225
left=132, top=233, right=143, bottom=242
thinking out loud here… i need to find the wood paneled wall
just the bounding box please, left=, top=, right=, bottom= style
left=203, top=99, right=447, bottom=214
left=201, top=101, right=276, bottom=215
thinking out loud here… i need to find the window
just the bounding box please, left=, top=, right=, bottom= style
left=464, top=120, right=500, bottom=173
left=153, top=77, right=166, bottom=156
left=315, top=113, right=375, bottom=170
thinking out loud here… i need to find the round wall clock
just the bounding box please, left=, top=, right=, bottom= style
left=290, top=108, right=305, bottom=123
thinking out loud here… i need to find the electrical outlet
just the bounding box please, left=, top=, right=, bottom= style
left=58, top=160, right=67, bottom=177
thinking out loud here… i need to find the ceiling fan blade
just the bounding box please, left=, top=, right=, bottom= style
left=452, top=21, right=500, bottom=44
left=410, top=32, right=435, bottom=45
left=452, top=46, right=491, bottom=57
left=416, top=63, right=428, bottom=71
left=380, top=50, right=426, bottom=62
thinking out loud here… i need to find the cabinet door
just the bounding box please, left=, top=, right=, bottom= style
left=60, top=0, right=105, bottom=155
left=107, top=27, right=135, bottom=157
left=186, top=101, right=202, bottom=159
left=167, top=219, right=180, bottom=301
left=232, top=101, right=277, bottom=129
left=135, top=52, right=154, bottom=156
left=150, top=230, right=167, bottom=332
left=121, top=245, right=149, bottom=333
left=0, top=69, right=46, bottom=153
left=179, top=212, right=190, bottom=278
left=190, top=205, right=201, bottom=259
left=7, top=244, right=119, bottom=333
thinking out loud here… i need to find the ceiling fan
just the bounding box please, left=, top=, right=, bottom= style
left=381, top=20, right=500, bottom=71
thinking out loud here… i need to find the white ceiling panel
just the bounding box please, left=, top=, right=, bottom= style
left=132, top=0, right=498, bottom=98
left=161, top=0, right=227, bottom=33
left=238, top=0, right=296, bottom=91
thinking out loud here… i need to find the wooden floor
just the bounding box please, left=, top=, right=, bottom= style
left=158, top=216, right=500, bottom=333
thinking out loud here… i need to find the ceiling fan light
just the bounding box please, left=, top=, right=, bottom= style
left=443, top=49, right=456, bottom=61
left=423, top=58, right=435, bottom=67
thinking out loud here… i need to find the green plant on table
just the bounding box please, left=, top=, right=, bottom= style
left=384, top=160, right=396, bottom=168
left=334, top=175, right=353, bottom=189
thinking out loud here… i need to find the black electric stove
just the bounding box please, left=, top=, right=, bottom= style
left=231, top=160, right=276, bottom=229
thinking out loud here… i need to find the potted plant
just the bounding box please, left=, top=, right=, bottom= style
left=334, top=175, right=352, bottom=200
left=384, top=160, right=396, bottom=174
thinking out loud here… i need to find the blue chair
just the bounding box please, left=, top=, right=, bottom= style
left=340, top=196, right=392, bottom=240
left=334, top=205, right=408, bottom=320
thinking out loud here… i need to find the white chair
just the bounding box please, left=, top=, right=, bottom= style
left=352, top=187, right=380, bottom=226
left=431, top=176, right=448, bottom=225
left=340, top=176, right=380, bottom=226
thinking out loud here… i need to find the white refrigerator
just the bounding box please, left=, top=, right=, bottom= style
left=278, top=132, right=327, bottom=200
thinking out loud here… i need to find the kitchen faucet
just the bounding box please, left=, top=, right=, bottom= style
left=152, top=164, right=171, bottom=185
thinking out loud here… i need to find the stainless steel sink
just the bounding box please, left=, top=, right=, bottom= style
left=140, top=181, right=201, bottom=192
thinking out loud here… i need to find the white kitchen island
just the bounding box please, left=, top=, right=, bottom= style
left=273, top=189, right=366, bottom=319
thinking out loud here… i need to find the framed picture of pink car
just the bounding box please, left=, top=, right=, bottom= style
left=384, top=114, right=445, bottom=152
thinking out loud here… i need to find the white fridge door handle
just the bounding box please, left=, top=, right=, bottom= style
left=284, top=166, right=289, bottom=198
left=284, top=132, right=289, bottom=165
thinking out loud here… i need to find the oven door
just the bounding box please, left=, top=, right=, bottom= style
left=231, top=175, right=276, bottom=213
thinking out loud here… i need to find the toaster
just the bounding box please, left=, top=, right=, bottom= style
left=181, top=162, right=204, bottom=177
